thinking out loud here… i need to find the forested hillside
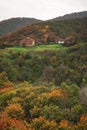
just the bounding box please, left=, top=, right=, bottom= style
left=0, top=42, right=87, bottom=130
left=0, top=11, right=87, bottom=130
left=0, top=42, right=87, bottom=86
left=0, top=11, right=87, bottom=38
left=0, top=17, right=87, bottom=47
left=51, top=11, right=87, bottom=21
left=0, top=18, right=42, bottom=37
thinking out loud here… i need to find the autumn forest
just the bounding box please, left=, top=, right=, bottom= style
left=0, top=12, right=87, bottom=130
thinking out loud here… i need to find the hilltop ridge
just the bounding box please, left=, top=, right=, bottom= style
left=0, top=17, right=42, bottom=37
left=50, top=11, right=87, bottom=21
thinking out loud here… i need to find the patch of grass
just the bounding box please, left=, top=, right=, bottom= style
left=5, top=44, right=65, bottom=52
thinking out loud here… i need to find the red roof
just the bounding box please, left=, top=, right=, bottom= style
left=20, top=37, right=35, bottom=46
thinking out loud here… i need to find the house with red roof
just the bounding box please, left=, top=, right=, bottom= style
left=20, top=37, right=35, bottom=46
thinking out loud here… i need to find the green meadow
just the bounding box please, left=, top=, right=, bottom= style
left=5, top=44, right=64, bottom=52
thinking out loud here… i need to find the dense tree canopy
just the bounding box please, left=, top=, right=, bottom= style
left=0, top=42, right=87, bottom=129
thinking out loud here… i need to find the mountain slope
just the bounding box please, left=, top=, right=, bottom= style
left=0, top=18, right=42, bottom=37
left=0, top=11, right=87, bottom=47
left=0, top=17, right=87, bottom=47
left=51, top=11, right=87, bottom=21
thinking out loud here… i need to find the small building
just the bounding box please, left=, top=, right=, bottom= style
left=56, top=37, right=65, bottom=44
left=58, top=40, right=64, bottom=44
left=20, top=37, right=35, bottom=47
left=56, top=36, right=75, bottom=45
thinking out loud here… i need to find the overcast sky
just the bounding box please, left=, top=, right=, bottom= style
left=0, top=0, right=87, bottom=21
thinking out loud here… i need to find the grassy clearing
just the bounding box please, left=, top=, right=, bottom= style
left=5, top=44, right=65, bottom=52
left=1, top=42, right=84, bottom=55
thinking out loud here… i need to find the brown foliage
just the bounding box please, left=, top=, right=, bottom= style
left=5, top=104, right=24, bottom=119
left=49, top=90, right=63, bottom=97
left=0, top=112, right=27, bottom=130
left=59, top=119, right=69, bottom=128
